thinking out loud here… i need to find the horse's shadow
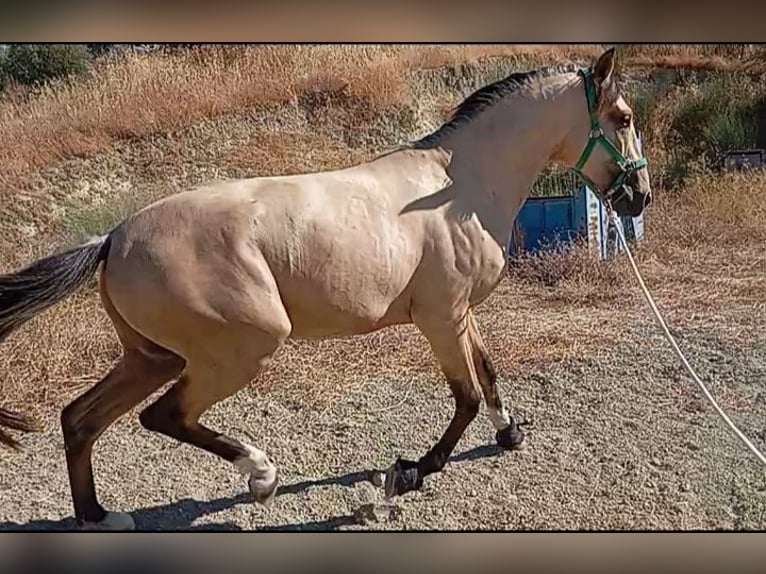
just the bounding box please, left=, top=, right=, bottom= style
left=0, top=443, right=503, bottom=531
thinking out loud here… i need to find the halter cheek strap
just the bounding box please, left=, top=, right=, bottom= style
left=571, top=67, right=648, bottom=201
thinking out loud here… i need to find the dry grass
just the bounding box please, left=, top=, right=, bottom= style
left=0, top=45, right=601, bottom=191
left=1, top=43, right=766, bottom=420
left=507, top=239, right=627, bottom=300
left=649, top=170, right=766, bottom=248
left=0, top=44, right=759, bottom=194
left=0, top=290, right=119, bottom=420
left=636, top=171, right=766, bottom=319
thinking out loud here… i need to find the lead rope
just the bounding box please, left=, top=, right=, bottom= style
left=607, top=208, right=766, bottom=466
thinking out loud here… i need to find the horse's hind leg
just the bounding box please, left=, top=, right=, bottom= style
left=61, top=347, right=184, bottom=530
left=139, top=324, right=288, bottom=506
left=60, top=277, right=186, bottom=530
left=466, top=313, right=526, bottom=450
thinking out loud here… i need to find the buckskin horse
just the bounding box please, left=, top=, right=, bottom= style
left=0, top=48, right=650, bottom=530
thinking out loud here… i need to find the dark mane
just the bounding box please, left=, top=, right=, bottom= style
left=412, top=63, right=583, bottom=149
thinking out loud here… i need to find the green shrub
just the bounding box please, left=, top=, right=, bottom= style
left=669, top=73, right=761, bottom=164
left=751, top=94, right=766, bottom=149
left=708, top=108, right=758, bottom=154
left=0, top=44, right=91, bottom=89
left=630, top=82, right=662, bottom=134
left=86, top=43, right=117, bottom=56
left=659, top=151, right=695, bottom=191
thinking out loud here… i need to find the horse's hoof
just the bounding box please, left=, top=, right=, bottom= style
left=383, top=458, right=423, bottom=499
left=496, top=424, right=527, bottom=451
left=80, top=511, right=136, bottom=531
left=367, top=469, right=386, bottom=488
left=249, top=467, right=279, bottom=507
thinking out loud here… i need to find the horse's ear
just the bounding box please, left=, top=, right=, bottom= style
left=593, top=47, right=616, bottom=87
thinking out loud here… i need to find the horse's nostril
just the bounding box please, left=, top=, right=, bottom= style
left=644, top=193, right=652, bottom=207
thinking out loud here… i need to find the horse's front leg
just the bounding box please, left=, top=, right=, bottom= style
left=382, top=310, right=483, bottom=498
left=466, top=312, right=527, bottom=450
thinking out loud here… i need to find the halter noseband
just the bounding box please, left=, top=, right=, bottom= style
left=571, top=67, right=648, bottom=203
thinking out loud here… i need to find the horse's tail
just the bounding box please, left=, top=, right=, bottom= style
left=0, top=407, right=39, bottom=450
left=0, top=234, right=112, bottom=450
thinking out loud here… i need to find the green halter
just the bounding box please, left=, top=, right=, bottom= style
left=571, top=67, right=648, bottom=202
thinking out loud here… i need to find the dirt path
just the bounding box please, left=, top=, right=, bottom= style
left=2, top=318, right=765, bottom=531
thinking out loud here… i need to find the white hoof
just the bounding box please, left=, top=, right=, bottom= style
left=233, top=443, right=279, bottom=507
left=80, top=511, right=136, bottom=531
left=370, top=470, right=386, bottom=488
left=248, top=467, right=279, bottom=507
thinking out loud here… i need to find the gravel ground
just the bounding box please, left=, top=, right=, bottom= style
left=2, top=317, right=765, bottom=531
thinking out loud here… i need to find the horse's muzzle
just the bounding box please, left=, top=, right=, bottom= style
left=610, top=184, right=650, bottom=218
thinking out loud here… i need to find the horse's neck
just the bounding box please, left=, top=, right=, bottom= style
left=437, top=79, right=578, bottom=248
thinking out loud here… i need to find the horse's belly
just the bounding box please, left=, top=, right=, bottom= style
left=258, top=208, right=422, bottom=337
left=277, top=275, right=414, bottom=339
left=271, top=232, right=417, bottom=338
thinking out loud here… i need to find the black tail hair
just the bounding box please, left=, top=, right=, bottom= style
left=0, top=235, right=111, bottom=449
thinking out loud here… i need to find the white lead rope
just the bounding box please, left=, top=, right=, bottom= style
left=608, top=209, right=766, bottom=467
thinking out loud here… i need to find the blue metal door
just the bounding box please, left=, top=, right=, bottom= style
left=508, top=187, right=589, bottom=256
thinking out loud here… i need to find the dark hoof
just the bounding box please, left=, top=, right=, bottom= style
left=383, top=458, right=423, bottom=499
left=496, top=423, right=527, bottom=451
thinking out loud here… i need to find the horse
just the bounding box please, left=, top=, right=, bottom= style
left=0, top=47, right=650, bottom=530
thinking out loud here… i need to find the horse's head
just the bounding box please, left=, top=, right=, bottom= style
left=564, top=48, right=652, bottom=218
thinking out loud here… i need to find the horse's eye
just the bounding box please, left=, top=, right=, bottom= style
left=621, top=115, right=632, bottom=129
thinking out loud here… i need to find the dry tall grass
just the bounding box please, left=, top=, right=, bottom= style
left=0, top=45, right=602, bottom=190
left=2, top=44, right=761, bottom=191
